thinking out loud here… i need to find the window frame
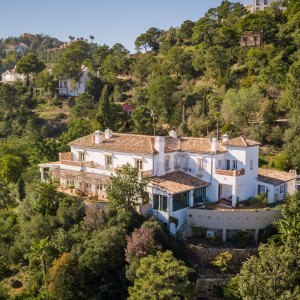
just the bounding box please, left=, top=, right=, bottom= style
left=135, top=159, right=143, bottom=171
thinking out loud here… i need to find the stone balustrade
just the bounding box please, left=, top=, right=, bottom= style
left=215, top=168, right=245, bottom=177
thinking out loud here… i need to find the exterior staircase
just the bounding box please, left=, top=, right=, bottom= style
left=177, top=220, right=188, bottom=239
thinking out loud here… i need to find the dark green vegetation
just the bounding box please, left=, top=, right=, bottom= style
left=1, top=0, right=300, bottom=171
left=0, top=170, right=193, bottom=299
left=0, top=0, right=300, bottom=298
left=224, top=192, right=300, bottom=299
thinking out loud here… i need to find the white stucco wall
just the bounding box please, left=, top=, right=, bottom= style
left=187, top=208, right=281, bottom=232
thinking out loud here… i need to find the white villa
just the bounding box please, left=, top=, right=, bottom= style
left=57, top=65, right=90, bottom=97
left=4, top=43, right=28, bottom=55
left=244, top=0, right=274, bottom=12
left=1, top=67, right=27, bottom=83
left=39, top=130, right=296, bottom=236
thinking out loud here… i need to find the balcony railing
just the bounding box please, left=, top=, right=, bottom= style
left=215, top=168, right=245, bottom=177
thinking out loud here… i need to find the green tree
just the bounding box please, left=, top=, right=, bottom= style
left=108, top=164, right=148, bottom=211
left=283, top=136, right=300, bottom=172
left=96, top=85, right=111, bottom=130
left=0, top=154, right=23, bottom=184
left=29, top=237, right=50, bottom=289
left=221, top=86, right=261, bottom=126
left=30, top=181, right=60, bottom=216
left=48, top=253, right=80, bottom=300
left=165, top=46, right=193, bottom=79
left=147, top=75, right=177, bottom=122
left=54, top=41, right=90, bottom=81
left=135, top=27, right=163, bottom=52
left=128, top=251, right=195, bottom=300
left=16, top=53, right=45, bottom=86
left=131, top=105, right=154, bottom=135
left=235, top=243, right=299, bottom=299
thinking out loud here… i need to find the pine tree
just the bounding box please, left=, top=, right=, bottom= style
left=96, top=85, right=111, bottom=130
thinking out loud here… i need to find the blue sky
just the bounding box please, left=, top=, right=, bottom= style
left=1, top=0, right=241, bottom=52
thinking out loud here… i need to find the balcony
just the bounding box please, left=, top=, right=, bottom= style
left=58, top=152, right=114, bottom=171
left=215, top=168, right=245, bottom=177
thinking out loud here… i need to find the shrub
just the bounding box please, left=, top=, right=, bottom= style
left=191, top=226, right=206, bottom=238
left=232, top=230, right=252, bottom=248
left=211, top=251, right=233, bottom=274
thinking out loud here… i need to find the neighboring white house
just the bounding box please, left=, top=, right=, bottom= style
left=1, top=67, right=26, bottom=83
left=244, top=0, right=274, bottom=12
left=57, top=65, right=90, bottom=97
left=39, top=130, right=297, bottom=234
left=4, top=43, right=29, bottom=55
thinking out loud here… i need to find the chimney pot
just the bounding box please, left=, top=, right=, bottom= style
left=94, top=130, right=103, bottom=144
left=105, top=129, right=112, bottom=139
left=222, top=134, right=229, bottom=143
left=169, top=130, right=177, bottom=138
left=211, top=137, right=218, bottom=153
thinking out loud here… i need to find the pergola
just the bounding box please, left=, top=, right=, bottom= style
left=49, top=169, right=111, bottom=185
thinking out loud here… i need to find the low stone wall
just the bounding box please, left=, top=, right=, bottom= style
left=196, top=277, right=230, bottom=299
left=189, top=244, right=257, bottom=265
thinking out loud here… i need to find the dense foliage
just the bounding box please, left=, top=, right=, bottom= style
left=0, top=0, right=300, bottom=298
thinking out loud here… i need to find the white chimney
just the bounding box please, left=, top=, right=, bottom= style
left=154, top=136, right=165, bottom=176
left=105, top=129, right=112, bottom=139
left=222, top=134, right=229, bottom=143
left=169, top=130, right=177, bottom=138
left=211, top=138, right=218, bottom=153
left=94, top=130, right=103, bottom=144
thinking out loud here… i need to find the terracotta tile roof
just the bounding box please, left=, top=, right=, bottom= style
left=180, top=137, right=226, bottom=153
left=141, top=170, right=153, bottom=177
left=69, top=133, right=156, bottom=155
left=222, top=136, right=260, bottom=147
left=68, top=132, right=258, bottom=155
left=122, top=104, right=134, bottom=112
left=149, top=171, right=209, bottom=194
left=258, top=168, right=296, bottom=186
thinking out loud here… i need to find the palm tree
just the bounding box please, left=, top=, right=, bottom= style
left=29, top=237, right=50, bottom=289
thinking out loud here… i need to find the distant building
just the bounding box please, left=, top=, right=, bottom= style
left=1, top=67, right=26, bottom=83
left=243, top=0, right=274, bottom=13
left=4, top=43, right=29, bottom=55
left=241, top=31, right=263, bottom=47
left=252, top=0, right=274, bottom=12
left=57, top=65, right=90, bottom=97
left=122, top=104, right=134, bottom=116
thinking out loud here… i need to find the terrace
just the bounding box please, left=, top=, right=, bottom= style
left=215, top=168, right=245, bottom=177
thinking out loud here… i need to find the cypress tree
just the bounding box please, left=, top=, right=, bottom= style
left=96, top=85, right=111, bottom=130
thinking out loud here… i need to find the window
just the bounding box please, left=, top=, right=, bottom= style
left=97, top=184, right=104, bottom=191
left=67, top=180, right=74, bottom=186
left=184, top=156, right=189, bottom=170
left=232, top=160, right=237, bottom=170
left=105, top=155, right=113, bottom=169
left=79, top=152, right=85, bottom=162
left=250, top=160, right=254, bottom=170
left=258, top=185, right=265, bottom=194
left=198, top=159, right=204, bottom=172
left=86, top=183, right=92, bottom=189
left=194, top=187, right=206, bottom=204
left=173, top=192, right=189, bottom=212
left=174, top=154, right=180, bottom=168
left=165, top=156, right=170, bottom=171
left=218, top=160, right=222, bottom=169
left=226, top=159, right=231, bottom=170
left=280, top=184, right=286, bottom=194
left=135, top=159, right=143, bottom=171
left=153, top=195, right=168, bottom=212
